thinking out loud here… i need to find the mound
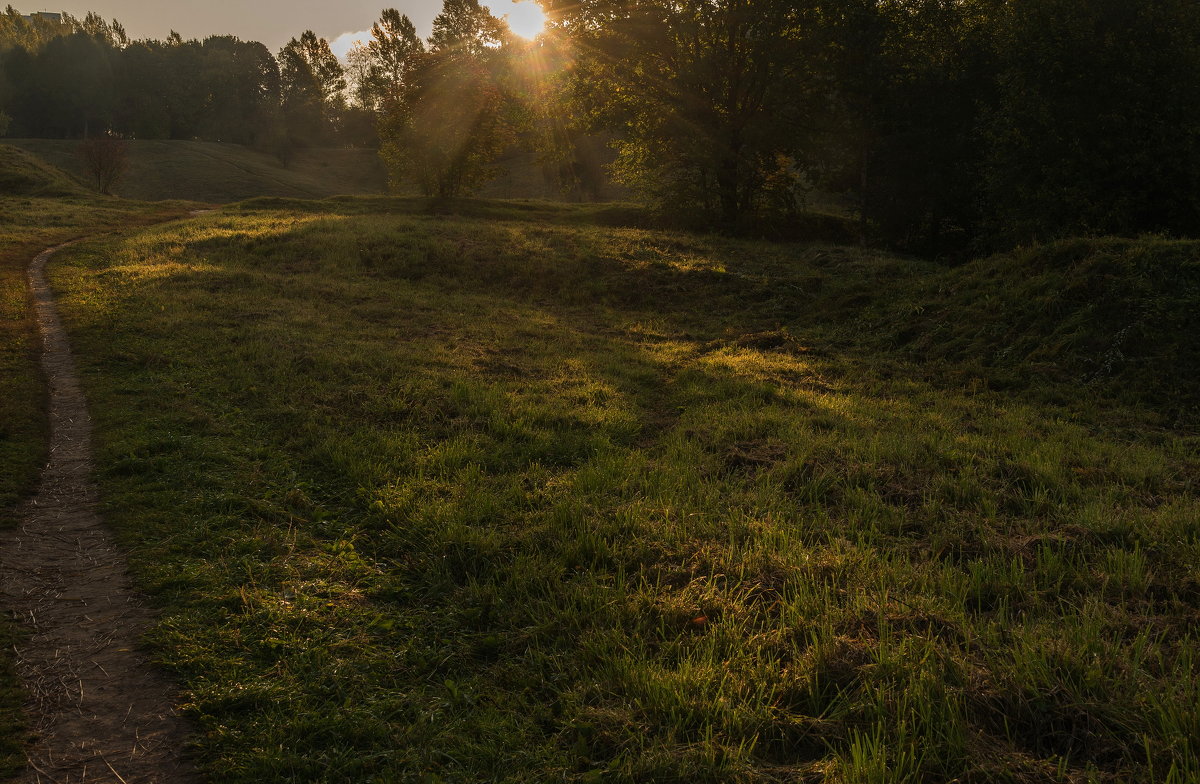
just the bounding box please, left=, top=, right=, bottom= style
left=888, top=237, right=1200, bottom=420
left=0, top=144, right=88, bottom=197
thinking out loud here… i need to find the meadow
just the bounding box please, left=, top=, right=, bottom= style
left=11, top=195, right=1194, bottom=782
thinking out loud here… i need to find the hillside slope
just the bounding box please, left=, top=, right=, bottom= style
left=0, top=144, right=89, bottom=197
left=850, top=237, right=1200, bottom=423
left=5, top=140, right=584, bottom=204
left=34, top=198, right=1198, bottom=782
left=6, top=139, right=387, bottom=203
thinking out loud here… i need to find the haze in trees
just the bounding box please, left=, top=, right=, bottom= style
left=3, top=1, right=1200, bottom=249
left=375, top=0, right=518, bottom=197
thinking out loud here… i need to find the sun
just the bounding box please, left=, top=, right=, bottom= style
left=491, top=0, right=547, bottom=39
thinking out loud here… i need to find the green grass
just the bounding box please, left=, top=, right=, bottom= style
left=0, top=144, right=198, bottom=777
left=0, top=144, right=89, bottom=198
left=852, top=237, right=1200, bottom=426
left=38, top=197, right=1200, bottom=782
left=5, top=139, right=586, bottom=204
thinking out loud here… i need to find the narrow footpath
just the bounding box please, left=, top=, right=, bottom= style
left=0, top=243, right=198, bottom=783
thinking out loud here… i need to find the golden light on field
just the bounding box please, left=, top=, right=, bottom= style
left=489, top=0, right=547, bottom=39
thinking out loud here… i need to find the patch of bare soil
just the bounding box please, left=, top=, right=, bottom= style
left=0, top=245, right=199, bottom=783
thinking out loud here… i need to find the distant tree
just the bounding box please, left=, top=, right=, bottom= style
left=378, top=0, right=516, bottom=197
left=78, top=133, right=128, bottom=194
left=29, top=32, right=116, bottom=137
left=115, top=41, right=173, bottom=138
left=354, top=9, right=425, bottom=110
left=0, top=6, right=69, bottom=50
left=72, top=11, right=127, bottom=48
left=279, top=31, right=345, bottom=145
left=380, top=53, right=512, bottom=196
left=428, top=0, right=507, bottom=54
left=345, top=41, right=375, bottom=107
left=196, top=37, right=281, bottom=145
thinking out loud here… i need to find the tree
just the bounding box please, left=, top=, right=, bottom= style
left=73, top=11, right=127, bottom=48
left=279, top=31, right=345, bottom=145
left=353, top=9, right=425, bottom=110
left=545, top=0, right=817, bottom=227
left=981, top=0, right=1200, bottom=243
left=814, top=0, right=994, bottom=252
left=380, top=53, right=513, bottom=196
left=196, top=37, right=281, bottom=144
left=29, top=32, right=116, bottom=137
left=428, top=0, right=507, bottom=55
left=78, top=133, right=128, bottom=194
left=378, top=0, right=516, bottom=197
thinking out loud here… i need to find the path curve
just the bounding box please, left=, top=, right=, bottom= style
left=0, top=243, right=199, bottom=783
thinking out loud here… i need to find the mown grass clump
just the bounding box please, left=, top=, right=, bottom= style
left=46, top=199, right=1200, bottom=782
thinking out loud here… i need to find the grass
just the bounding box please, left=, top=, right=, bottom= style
left=854, top=237, right=1200, bottom=426
left=0, top=144, right=88, bottom=198
left=34, top=196, right=1200, bottom=782
left=4, top=139, right=586, bottom=204
left=0, top=143, right=197, bottom=776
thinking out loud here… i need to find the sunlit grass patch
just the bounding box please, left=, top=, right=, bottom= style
left=43, top=199, right=1200, bottom=782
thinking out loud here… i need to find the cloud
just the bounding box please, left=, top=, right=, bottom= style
left=330, top=29, right=371, bottom=60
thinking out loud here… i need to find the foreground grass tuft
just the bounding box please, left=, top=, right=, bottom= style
left=41, top=198, right=1200, bottom=782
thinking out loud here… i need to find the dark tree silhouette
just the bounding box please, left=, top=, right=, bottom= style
left=78, top=133, right=128, bottom=194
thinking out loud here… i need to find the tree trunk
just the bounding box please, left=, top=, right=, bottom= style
left=717, top=157, right=740, bottom=228
left=859, top=146, right=869, bottom=248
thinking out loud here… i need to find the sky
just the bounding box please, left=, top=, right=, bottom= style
left=42, top=0, right=546, bottom=57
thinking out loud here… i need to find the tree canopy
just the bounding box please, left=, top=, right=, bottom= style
left=3, top=1, right=1199, bottom=249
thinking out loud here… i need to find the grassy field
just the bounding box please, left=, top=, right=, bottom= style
left=0, top=145, right=196, bottom=778
left=5, top=139, right=582, bottom=204
left=24, top=196, right=1197, bottom=782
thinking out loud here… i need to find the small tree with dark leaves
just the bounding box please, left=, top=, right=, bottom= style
left=78, top=134, right=128, bottom=194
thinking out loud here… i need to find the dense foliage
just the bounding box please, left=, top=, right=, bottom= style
left=377, top=0, right=518, bottom=197
left=4, top=0, right=1200, bottom=247
left=0, top=8, right=368, bottom=155
left=543, top=0, right=1200, bottom=247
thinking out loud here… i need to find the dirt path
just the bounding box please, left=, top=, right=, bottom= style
left=0, top=244, right=199, bottom=783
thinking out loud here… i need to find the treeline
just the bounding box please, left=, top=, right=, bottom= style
left=4, top=1, right=1200, bottom=251
left=0, top=8, right=374, bottom=153
left=543, top=0, right=1200, bottom=249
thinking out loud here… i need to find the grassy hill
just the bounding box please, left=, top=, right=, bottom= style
left=20, top=196, right=1196, bottom=782
left=824, top=237, right=1200, bottom=426
left=4, top=139, right=584, bottom=204
left=0, top=144, right=89, bottom=198
left=6, top=139, right=387, bottom=202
